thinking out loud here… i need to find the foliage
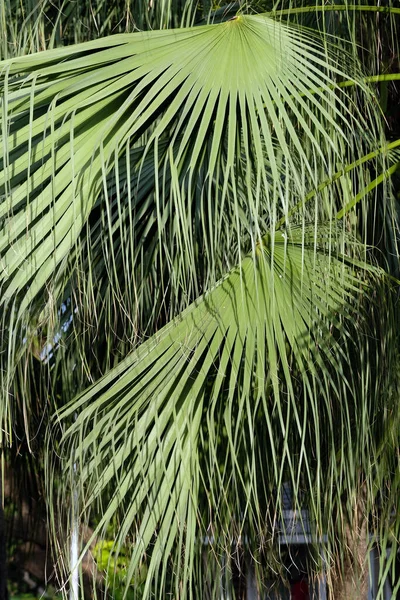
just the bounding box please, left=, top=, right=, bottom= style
left=1, top=1, right=399, bottom=598
left=94, top=540, right=147, bottom=599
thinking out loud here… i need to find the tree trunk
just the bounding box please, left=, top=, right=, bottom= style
left=331, top=501, right=369, bottom=600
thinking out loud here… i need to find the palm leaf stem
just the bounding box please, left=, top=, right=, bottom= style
left=267, top=5, right=400, bottom=18
left=276, top=138, right=400, bottom=229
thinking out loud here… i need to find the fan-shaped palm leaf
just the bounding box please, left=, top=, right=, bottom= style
left=0, top=14, right=375, bottom=313
left=52, top=226, right=392, bottom=598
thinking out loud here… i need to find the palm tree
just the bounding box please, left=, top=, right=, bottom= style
left=1, top=1, right=399, bottom=598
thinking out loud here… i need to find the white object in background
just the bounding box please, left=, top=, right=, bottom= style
left=69, top=455, right=79, bottom=600
left=69, top=521, right=79, bottom=600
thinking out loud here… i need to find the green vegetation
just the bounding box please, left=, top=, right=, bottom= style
left=0, top=1, right=399, bottom=598
left=94, top=540, right=147, bottom=599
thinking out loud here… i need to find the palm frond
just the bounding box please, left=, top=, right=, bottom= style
left=0, top=13, right=377, bottom=310
left=2, top=4, right=399, bottom=597
left=51, top=226, right=392, bottom=598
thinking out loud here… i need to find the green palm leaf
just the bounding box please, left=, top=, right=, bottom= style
left=0, top=14, right=374, bottom=314
left=53, top=227, right=387, bottom=598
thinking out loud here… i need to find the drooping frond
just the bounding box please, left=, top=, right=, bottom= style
left=52, top=227, right=394, bottom=598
